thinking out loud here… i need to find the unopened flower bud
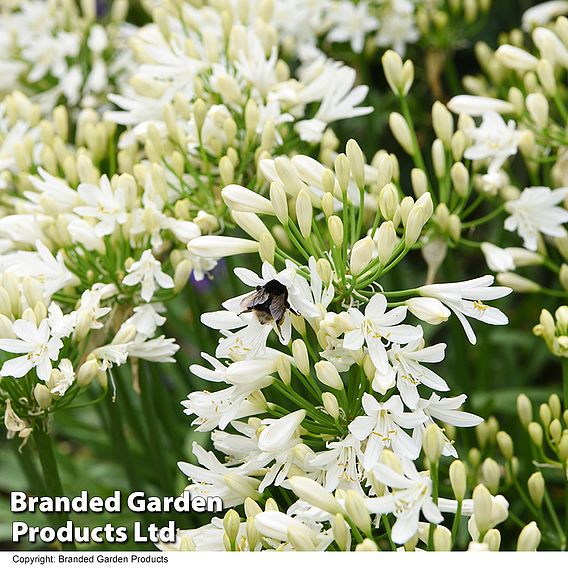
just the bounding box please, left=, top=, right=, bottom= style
left=483, top=528, right=501, bottom=551
left=432, top=102, right=454, bottom=146
left=451, top=162, right=470, bottom=198
left=270, top=181, right=288, bottom=224
left=223, top=509, right=241, bottom=548
left=316, top=258, right=332, bottom=285
left=77, top=359, right=100, bottom=388
left=389, top=112, right=414, bottom=155
left=528, top=421, right=543, bottom=446
left=346, top=139, right=365, bottom=189
left=382, top=50, right=414, bottom=96
left=288, top=476, right=343, bottom=515
left=423, top=423, right=444, bottom=464
left=411, top=168, right=428, bottom=198
left=328, top=216, right=344, bottom=247
left=496, top=272, right=540, bottom=293
left=473, top=484, right=493, bottom=535
left=516, top=522, right=541, bottom=551
left=345, top=490, right=371, bottom=534
left=526, top=92, right=549, bottom=127
left=496, top=431, right=514, bottom=460
left=322, top=392, right=340, bottom=420
left=276, top=355, right=291, bottom=386
left=527, top=472, right=544, bottom=508
left=481, top=458, right=501, bottom=494
left=314, top=361, right=344, bottom=390
left=350, top=237, right=375, bottom=275
left=376, top=221, right=398, bottom=264
left=433, top=525, right=452, bottom=551
left=331, top=514, right=351, bottom=551
left=34, top=384, right=52, bottom=409
left=517, top=394, right=533, bottom=428
left=292, top=339, right=309, bottom=376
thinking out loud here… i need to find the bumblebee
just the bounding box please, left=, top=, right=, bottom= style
left=239, top=279, right=296, bottom=329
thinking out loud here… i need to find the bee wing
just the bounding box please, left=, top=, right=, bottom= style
left=269, top=295, right=287, bottom=323
left=240, top=289, right=270, bottom=311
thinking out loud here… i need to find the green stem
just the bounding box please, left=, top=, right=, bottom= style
left=33, top=425, right=75, bottom=550
left=382, top=514, right=397, bottom=551
left=562, top=359, right=568, bottom=407
left=450, top=499, right=462, bottom=549
left=428, top=462, right=439, bottom=551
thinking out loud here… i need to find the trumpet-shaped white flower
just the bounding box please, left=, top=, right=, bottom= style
left=522, top=1, right=568, bottom=30
left=50, top=359, right=75, bottom=396
left=481, top=242, right=516, bottom=272
left=374, top=0, right=420, bottom=55
left=349, top=394, right=426, bottom=467
left=178, top=442, right=260, bottom=508
left=464, top=112, right=520, bottom=174
left=388, top=339, right=448, bottom=409
left=74, top=175, right=128, bottom=237
left=122, top=250, right=174, bottom=302
left=366, top=460, right=443, bottom=544
left=343, top=294, right=422, bottom=374
left=309, top=434, right=363, bottom=492
left=325, top=1, right=379, bottom=54
left=418, top=276, right=511, bottom=344
left=504, top=186, right=568, bottom=251
left=0, top=319, right=63, bottom=382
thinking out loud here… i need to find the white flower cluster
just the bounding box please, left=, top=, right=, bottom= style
left=173, top=144, right=512, bottom=550
left=0, top=0, right=133, bottom=113
left=107, top=0, right=372, bottom=217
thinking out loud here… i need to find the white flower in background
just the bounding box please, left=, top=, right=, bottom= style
left=295, top=61, right=372, bottom=143
left=481, top=243, right=516, bottom=272
left=50, top=359, right=75, bottom=396
left=325, top=1, right=379, bottom=53
left=75, top=285, right=113, bottom=333
left=375, top=0, right=420, bottom=55
left=504, top=186, right=568, bottom=251
left=464, top=112, right=521, bottom=174
left=418, top=276, right=512, bottom=344
left=343, top=294, right=422, bottom=375
left=475, top=170, right=510, bottom=196
left=366, top=460, right=443, bottom=544
left=349, top=393, right=426, bottom=466
left=522, top=1, right=568, bottom=30
left=0, top=319, right=63, bottom=382
left=0, top=239, right=79, bottom=297
left=74, top=175, right=128, bottom=237
left=127, top=335, right=179, bottom=363
left=122, top=250, right=174, bottom=302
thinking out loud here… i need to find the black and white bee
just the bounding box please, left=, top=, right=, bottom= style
left=239, top=279, right=298, bottom=332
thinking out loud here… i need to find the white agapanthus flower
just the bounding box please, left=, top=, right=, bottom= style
left=464, top=112, right=521, bottom=174
left=0, top=319, right=63, bottom=382
left=325, top=1, right=379, bottom=53
left=122, top=250, right=174, bottom=302
left=504, top=186, right=568, bottom=251
left=343, top=294, right=422, bottom=376
left=349, top=393, right=426, bottom=466
left=366, top=460, right=443, bottom=544
left=387, top=339, right=449, bottom=409
left=418, top=276, right=512, bottom=344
